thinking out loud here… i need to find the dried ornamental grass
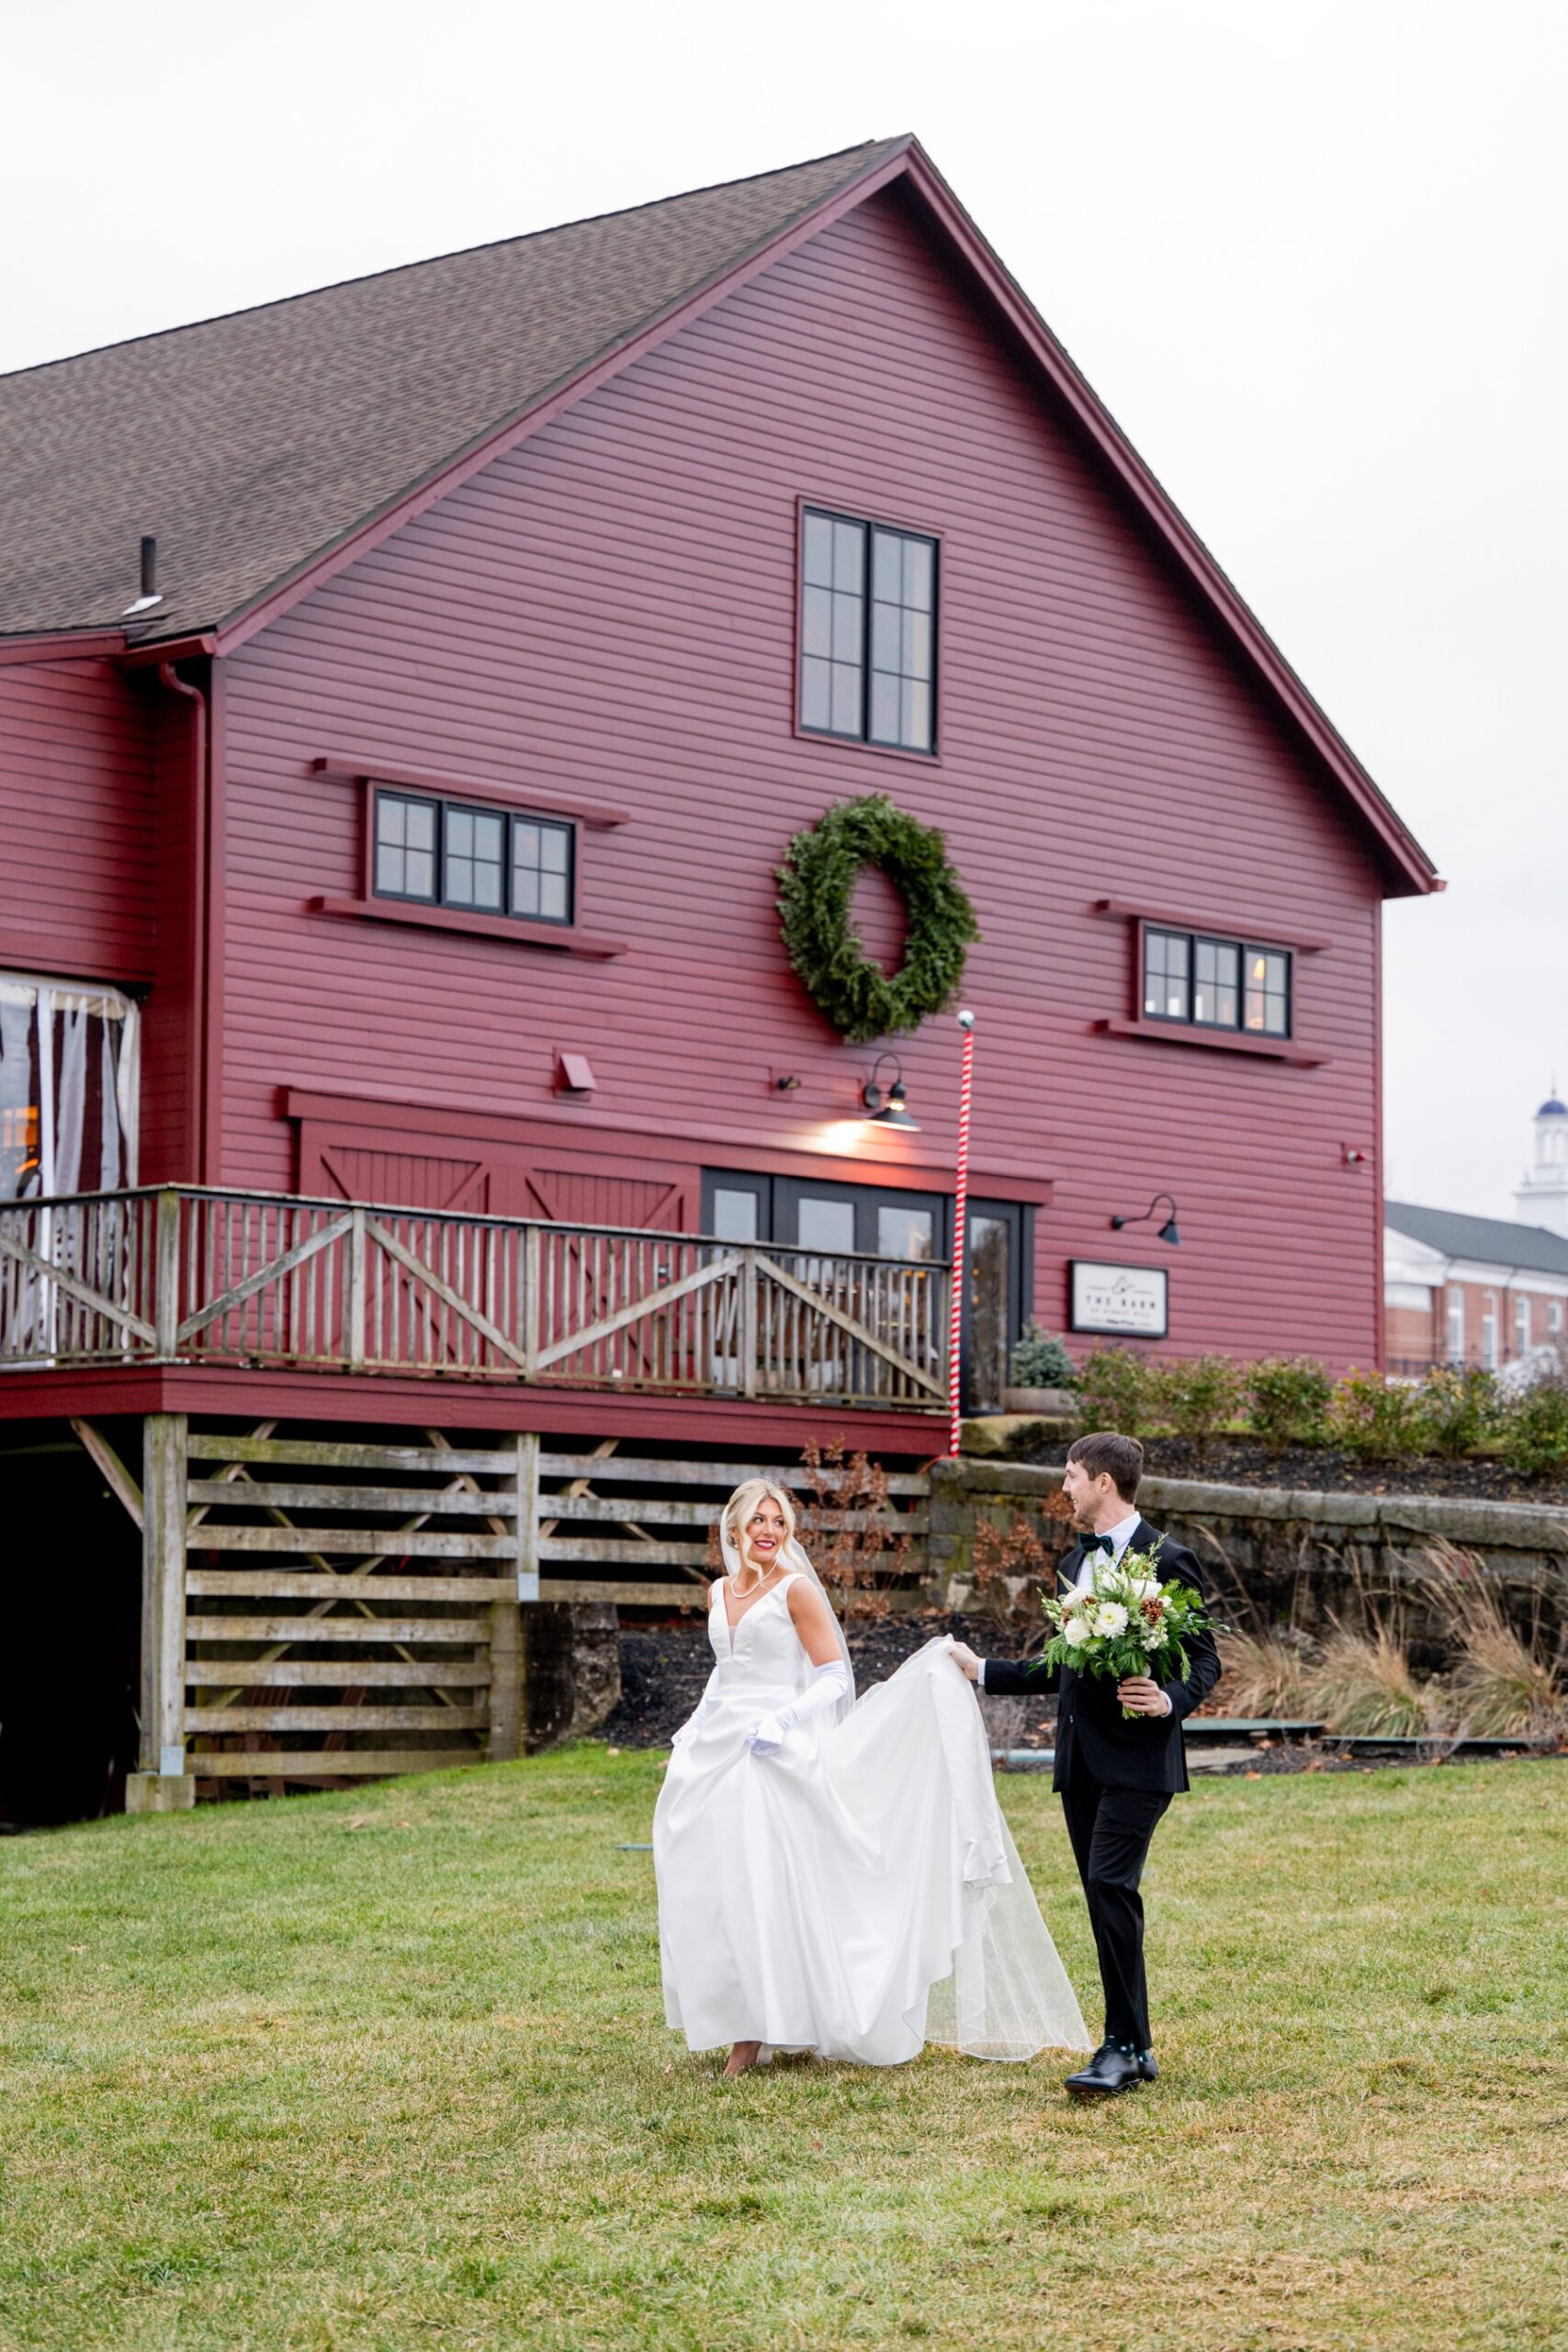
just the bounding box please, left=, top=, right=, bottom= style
left=1416, top=1543, right=1566, bottom=1738
left=1213, top=1627, right=1314, bottom=1720
left=1310, top=1623, right=1440, bottom=1737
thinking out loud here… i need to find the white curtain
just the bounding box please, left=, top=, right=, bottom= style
left=0, top=976, right=141, bottom=1203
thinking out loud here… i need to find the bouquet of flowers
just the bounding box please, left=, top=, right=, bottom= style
left=1041, top=1541, right=1216, bottom=1718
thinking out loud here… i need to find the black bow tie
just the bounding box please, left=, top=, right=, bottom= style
left=1080, top=1532, right=1115, bottom=1557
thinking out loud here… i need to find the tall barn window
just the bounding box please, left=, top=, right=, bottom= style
left=1143, top=926, right=1292, bottom=1039
left=0, top=976, right=140, bottom=1202
left=373, top=791, right=574, bottom=927
left=798, top=507, right=937, bottom=753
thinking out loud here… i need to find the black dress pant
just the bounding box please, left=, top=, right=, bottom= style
left=1060, top=1762, right=1171, bottom=2051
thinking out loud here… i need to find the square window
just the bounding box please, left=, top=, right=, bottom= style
left=512, top=816, right=574, bottom=926
left=374, top=792, right=437, bottom=901
left=445, top=805, right=504, bottom=910
left=1143, top=928, right=1190, bottom=1022
left=1244, top=949, right=1290, bottom=1035
left=800, top=507, right=936, bottom=751
left=1193, top=937, right=1239, bottom=1026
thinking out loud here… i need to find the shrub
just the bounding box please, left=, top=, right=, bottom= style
left=969, top=1509, right=1061, bottom=1644
left=1152, top=1353, right=1246, bottom=1461
left=1415, top=1365, right=1501, bottom=1459
left=1076, top=1345, right=1154, bottom=1435
left=1246, top=1356, right=1334, bottom=1451
left=797, top=1441, right=910, bottom=1622
left=1008, top=1322, right=1079, bottom=1390
left=1495, top=1378, right=1568, bottom=1479
left=1326, top=1368, right=1430, bottom=1459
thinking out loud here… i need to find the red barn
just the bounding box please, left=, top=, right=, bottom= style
left=0, top=137, right=1438, bottom=1814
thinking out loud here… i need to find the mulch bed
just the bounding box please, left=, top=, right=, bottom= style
left=599, top=1613, right=1565, bottom=1776
left=1011, top=1430, right=1568, bottom=1506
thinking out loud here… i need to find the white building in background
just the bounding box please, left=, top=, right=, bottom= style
left=1515, top=1091, right=1568, bottom=1237
left=1384, top=1090, right=1568, bottom=1374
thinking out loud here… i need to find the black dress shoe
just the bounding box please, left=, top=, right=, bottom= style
left=1137, top=2050, right=1158, bottom=2083
left=1065, top=2042, right=1144, bottom=2097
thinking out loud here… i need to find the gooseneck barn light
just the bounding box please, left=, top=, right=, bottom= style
left=862, top=1053, right=919, bottom=1132
left=1111, top=1192, right=1181, bottom=1246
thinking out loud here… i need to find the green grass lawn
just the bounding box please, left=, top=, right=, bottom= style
left=2, top=1753, right=1565, bottom=2352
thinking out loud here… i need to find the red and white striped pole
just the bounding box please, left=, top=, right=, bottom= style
left=949, top=1009, right=975, bottom=1457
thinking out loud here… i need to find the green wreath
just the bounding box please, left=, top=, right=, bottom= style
left=775, top=794, right=980, bottom=1044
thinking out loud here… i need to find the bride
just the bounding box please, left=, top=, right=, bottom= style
left=653, top=1477, right=1090, bottom=2075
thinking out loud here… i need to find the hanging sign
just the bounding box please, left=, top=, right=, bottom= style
left=1068, top=1260, right=1169, bottom=1339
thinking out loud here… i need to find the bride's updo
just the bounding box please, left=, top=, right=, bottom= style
left=722, top=1476, right=797, bottom=1589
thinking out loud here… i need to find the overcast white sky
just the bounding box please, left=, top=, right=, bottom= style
left=6, top=0, right=1564, bottom=1219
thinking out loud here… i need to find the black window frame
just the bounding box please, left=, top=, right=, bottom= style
left=371, top=788, right=575, bottom=929
left=797, top=505, right=940, bottom=756
left=1141, top=922, right=1292, bottom=1040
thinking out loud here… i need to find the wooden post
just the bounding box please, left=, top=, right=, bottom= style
left=522, top=1225, right=541, bottom=1375
left=739, top=1247, right=759, bottom=1398
left=152, top=1189, right=181, bottom=1359
left=515, top=1430, right=540, bottom=1600
left=488, top=1590, right=523, bottom=1763
left=344, top=1207, right=367, bottom=1368
left=126, top=1411, right=194, bottom=1812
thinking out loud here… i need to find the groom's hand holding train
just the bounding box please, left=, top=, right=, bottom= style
left=950, top=1430, right=1221, bottom=2098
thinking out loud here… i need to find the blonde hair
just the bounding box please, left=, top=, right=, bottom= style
left=723, top=1477, right=797, bottom=1589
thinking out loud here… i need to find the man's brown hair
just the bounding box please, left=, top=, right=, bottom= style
left=1066, top=1430, right=1145, bottom=1503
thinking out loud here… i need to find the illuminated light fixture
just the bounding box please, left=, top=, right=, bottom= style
left=1111, top=1192, right=1180, bottom=1246
left=862, top=1053, right=919, bottom=1132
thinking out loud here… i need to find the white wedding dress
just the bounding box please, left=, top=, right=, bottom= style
left=654, top=1567, right=1090, bottom=2066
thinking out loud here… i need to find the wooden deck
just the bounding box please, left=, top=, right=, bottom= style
left=0, top=1185, right=951, bottom=1412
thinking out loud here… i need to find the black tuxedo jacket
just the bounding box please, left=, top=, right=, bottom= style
left=982, top=1517, right=1221, bottom=1795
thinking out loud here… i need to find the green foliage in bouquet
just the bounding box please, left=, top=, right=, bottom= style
left=1076, top=1344, right=1153, bottom=1434
left=1008, top=1322, right=1079, bottom=1390
left=1041, top=1542, right=1218, bottom=1718
left=1245, top=1355, right=1334, bottom=1452
left=1152, top=1353, right=1245, bottom=1460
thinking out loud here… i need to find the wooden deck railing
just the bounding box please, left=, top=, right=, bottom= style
left=0, top=1186, right=951, bottom=1410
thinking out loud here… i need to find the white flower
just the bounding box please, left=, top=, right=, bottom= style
left=1129, top=1577, right=1161, bottom=1601
left=1064, top=1617, right=1093, bottom=1647
left=1091, top=1601, right=1129, bottom=1637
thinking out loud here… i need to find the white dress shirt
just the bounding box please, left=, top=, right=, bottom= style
left=976, top=1509, right=1168, bottom=1709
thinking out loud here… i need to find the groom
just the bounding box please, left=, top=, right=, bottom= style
left=951, top=1430, right=1220, bottom=2096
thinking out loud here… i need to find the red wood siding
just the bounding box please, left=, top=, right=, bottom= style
left=298, top=1106, right=699, bottom=1230
left=0, top=656, right=154, bottom=984
left=217, top=183, right=1386, bottom=1366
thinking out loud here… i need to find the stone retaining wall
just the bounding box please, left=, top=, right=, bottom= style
left=929, top=1459, right=1568, bottom=1657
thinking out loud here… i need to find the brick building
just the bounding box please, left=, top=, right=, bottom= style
left=1385, top=1097, right=1568, bottom=1371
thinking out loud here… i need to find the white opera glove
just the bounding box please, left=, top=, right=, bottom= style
left=747, top=1659, right=851, bottom=1753
left=671, top=1690, right=714, bottom=1749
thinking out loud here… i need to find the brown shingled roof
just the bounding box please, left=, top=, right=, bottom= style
left=0, top=139, right=906, bottom=639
